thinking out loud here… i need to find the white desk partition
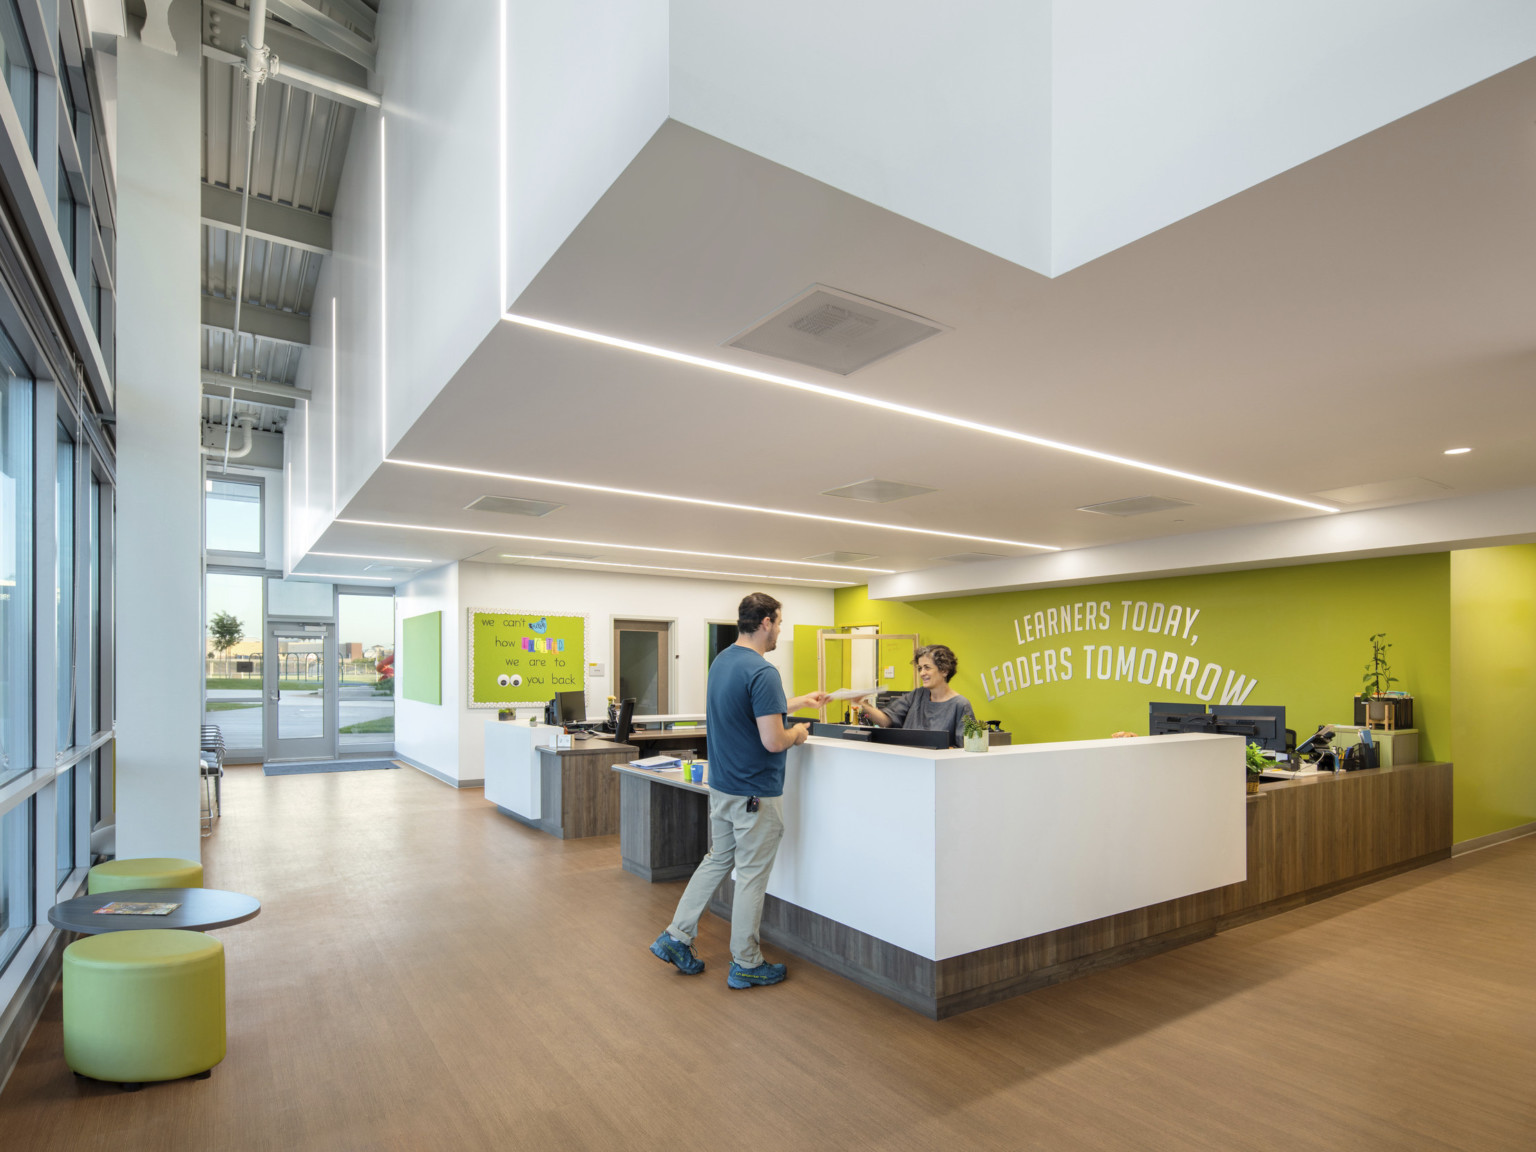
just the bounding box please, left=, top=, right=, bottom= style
left=484, top=720, right=558, bottom=820
left=771, top=732, right=1247, bottom=961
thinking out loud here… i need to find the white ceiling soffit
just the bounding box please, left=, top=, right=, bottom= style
left=669, top=2, right=1536, bottom=276
left=727, top=285, right=946, bottom=375
left=870, top=485, right=1536, bottom=600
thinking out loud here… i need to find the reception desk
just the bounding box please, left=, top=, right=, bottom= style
left=484, top=720, right=636, bottom=838
left=611, top=733, right=1453, bottom=1018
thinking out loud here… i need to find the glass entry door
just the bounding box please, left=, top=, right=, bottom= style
left=264, top=622, right=335, bottom=762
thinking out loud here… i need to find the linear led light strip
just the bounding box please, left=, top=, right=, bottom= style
left=311, top=551, right=434, bottom=565
left=335, top=517, right=896, bottom=573
left=388, top=460, right=1056, bottom=550
left=292, top=572, right=397, bottom=582
left=498, top=553, right=854, bottom=585
left=500, top=313, right=1339, bottom=515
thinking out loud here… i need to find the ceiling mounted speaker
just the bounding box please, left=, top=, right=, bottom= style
left=727, top=285, right=947, bottom=375
left=465, top=495, right=563, bottom=518
left=1077, top=496, right=1193, bottom=517
left=820, top=478, right=937, bottom=504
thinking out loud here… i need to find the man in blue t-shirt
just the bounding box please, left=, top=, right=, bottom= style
left=650, top=593, right=828, bottom=989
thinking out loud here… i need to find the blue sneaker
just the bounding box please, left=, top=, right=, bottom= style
left=727, top=960, right=787, bottom=989
left=650, top=931, right=704, bottom=975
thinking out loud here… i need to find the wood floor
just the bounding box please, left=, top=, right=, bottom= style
left=2, top=764, right=1532, bottom=1151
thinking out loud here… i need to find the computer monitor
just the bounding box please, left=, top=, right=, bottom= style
left=613, top=698, right=636, bottom=745
left=1149, top=710, right=1215, bottom=736
left=1210, top=705, right=1287, bottom=753
left=556, top=690, right=586, bottom=725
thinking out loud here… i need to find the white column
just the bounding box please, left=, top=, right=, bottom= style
left=113, top=2, right=204, bottom=862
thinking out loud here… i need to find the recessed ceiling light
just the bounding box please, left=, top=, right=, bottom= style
left=311, top=551, right=433, bottom=565
left=388, top=460, right=1055, bottom=550
left=500, top=312, right=1338, bottom=514
left=1443, top=447, right=1472, bottom=455
left=336, top=517, right=897, bottom=572
left=497, top=553, right=854, bottom=585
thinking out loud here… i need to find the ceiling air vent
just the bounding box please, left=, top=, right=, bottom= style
left=802, top=551, right=877, bottom=564
left=820, top=478, right=936, bottom=504
left=727, top=285, right=946, bottom=375
left=466, top=494, right=563, bottom=518
left=1078, top=496, right=1192, bottom=517
left=936, top=552, right=1005, bottom=564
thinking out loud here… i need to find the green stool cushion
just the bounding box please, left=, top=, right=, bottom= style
left=63, top=930, right=226, bottom=1083
left=88, top=857, right=203, bottom=894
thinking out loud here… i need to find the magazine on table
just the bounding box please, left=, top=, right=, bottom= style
left=93, top=902, right=181, bottom=916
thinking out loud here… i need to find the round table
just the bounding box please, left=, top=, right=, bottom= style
left=49, top=887, right=261, bottom=935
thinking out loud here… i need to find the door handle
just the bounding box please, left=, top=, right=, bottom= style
left=269, top=690, right=279, bottom=702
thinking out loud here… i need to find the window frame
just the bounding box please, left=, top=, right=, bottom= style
left=204, top=471, right=266, bottom=560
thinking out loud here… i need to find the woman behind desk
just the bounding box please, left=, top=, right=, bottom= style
left=857, top=644, right=976, bottom=749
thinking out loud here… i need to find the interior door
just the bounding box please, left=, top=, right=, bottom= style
left=614, top=619, right=671, bottom=715
left=264, top=622, right=335, bottom=762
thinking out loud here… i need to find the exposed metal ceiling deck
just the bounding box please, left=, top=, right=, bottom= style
left=198, top=0, right=379, bottom=435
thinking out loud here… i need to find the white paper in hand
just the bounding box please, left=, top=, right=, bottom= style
left=827, top=687, right=878, bottom=701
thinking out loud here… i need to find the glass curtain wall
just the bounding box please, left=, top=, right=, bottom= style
left=0, top=369, right=30, bottom=789
left=338, top=594, right=394, bottom=749
left=0, top=0, right=118, bottom=1003
left=205, top=573, right=264, bottom=756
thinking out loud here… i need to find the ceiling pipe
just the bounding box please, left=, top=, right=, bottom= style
left=203, top=415, right=258, bottom=459
left=223, top=0, right=272, bottom=471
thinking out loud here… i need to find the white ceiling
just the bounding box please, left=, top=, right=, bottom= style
left=295, top=59, right=1536, bottom=591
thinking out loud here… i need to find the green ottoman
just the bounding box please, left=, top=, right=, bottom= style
left=88, top=857, right=203, bottom=894
left=63, top=930, right=226, bottom=1085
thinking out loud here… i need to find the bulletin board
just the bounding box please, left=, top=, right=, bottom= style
left=467, top=609, right=587, bottom=708
left=402, top=611, right=442, bottom=705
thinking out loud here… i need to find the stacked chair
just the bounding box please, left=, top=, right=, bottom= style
left=199, top=725, right=225, bottom=835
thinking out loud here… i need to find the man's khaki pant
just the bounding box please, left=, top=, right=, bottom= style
left=666, top=790, right=785, bottom=968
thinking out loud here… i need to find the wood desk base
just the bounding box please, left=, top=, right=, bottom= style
left=619, top=773, right=710, bottom=881
left=525, top=741, right=636, bottom=838
left=708, top=761, right=1453, bottom=1019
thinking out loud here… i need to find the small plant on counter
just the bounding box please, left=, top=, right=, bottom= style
left=1361, top=632, right=1398, bottom=698
left=963, top=713, right=988, bottom=740
left=1245, top=742, right=1269, bottom=775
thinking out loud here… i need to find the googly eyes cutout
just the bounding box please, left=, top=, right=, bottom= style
left=497, top=674, right=511, bottom=687
left=510, top=674, right=523, bottom=687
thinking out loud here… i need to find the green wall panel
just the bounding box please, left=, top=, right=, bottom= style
left=835, top=553, right=1451, bottom=763
left=402, top=611, right=441, bottom=705
left=468, top=611, right=585, bottom=706
left=1451, top=544, right=1536, bottom=843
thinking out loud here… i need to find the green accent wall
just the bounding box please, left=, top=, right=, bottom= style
left=835, top=553, right=1452, bottom=765
left=1451, top=544, right=1536, bottom=843
left=402, top=611, right=442, bottom=705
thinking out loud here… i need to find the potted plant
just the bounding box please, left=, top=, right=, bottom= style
left=1354, top=633, right=1413, bottom=730
left=962, top=713, right=990, bottom=753
left=1245, top=742, right=1268, bottom=794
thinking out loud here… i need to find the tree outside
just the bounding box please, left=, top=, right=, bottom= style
left=209, top=610, right=245, bottom=656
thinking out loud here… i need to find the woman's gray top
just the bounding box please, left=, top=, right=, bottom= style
left=882, top=688, right=976, bottom=748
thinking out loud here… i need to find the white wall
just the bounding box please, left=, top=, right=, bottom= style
left=671, top=1, right=1536, bottom=277
left=1048, top=0, right=1536, bottom=274
left=396, top=561, right=832, bottom=785
left=393, top=562, right=461, bottom=783
left=671, top=0, right=1053, bottom=275
left=291, top=0, right=669, bottom=561
left=114, top=5, right=203, bottom=862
